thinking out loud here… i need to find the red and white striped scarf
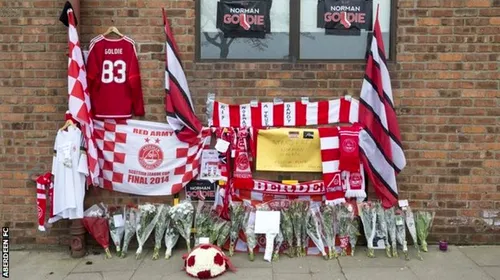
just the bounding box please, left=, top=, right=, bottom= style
left=212, top=97, right=359, bottom=128
left=358, top=8, right=406, bottom=208
left=66, top=8, right=99, bottom=185
left=36, top=173, right=54, bottom=231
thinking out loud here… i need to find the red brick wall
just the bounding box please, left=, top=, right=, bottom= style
left=0, top=0, right=498, bottom=246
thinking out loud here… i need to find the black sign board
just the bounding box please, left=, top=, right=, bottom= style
left=217, top=0, right=272, bottom=38
left=317, top=0, right=373, bottom=36
left=185, top=180, right=218, bottom=201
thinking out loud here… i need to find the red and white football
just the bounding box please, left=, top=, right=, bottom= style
left=183, top=244, right=236, bottom=279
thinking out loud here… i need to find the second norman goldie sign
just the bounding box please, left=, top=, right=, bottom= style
left=256, top=128, right=322, bottom=172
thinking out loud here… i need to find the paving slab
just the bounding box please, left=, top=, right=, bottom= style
left=228, top=253, right=273, bottom=269
left=338, top=249, right=409, bottom=268
left=409, top=265, right=494, bottom=280
left=407, top=246, right=478, bottom=269
left=65, top=272, right=103, bottom=280
left=8, top=251, right=30, bottom=268
left=218, top=268, right=273, bottom=280
left=459, top=246, right=500, bottom=267
left=130, top=250, right=184, bottom=280
left=272, top=256, right=310, bottom=274
left=482, top=267, right=500, bottom=280
left=9, top=251, right=81, bottom=280
left=72, top=250, right=148, bottom=273
left=274, top=273, right=313, bottom=280
left=311, top=272, right=346, bottom=280
left=307, top=257, right=342, bottom=274
left=103, top=270, right=135, bottom=280
left=343, top=266, right=418, bottom=280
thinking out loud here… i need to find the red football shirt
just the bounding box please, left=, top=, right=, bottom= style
left=86, top=35, right=145, bottom=119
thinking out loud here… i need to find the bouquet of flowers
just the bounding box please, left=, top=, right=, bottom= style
left=243, top=203, right=257, bottom=261
left=290, top=200, right=309, bottom=257
left=152, top=204, right=170, bottom=260
left=359, top=202, right=377, bottom=258
left=306, top=205, right=327, bottom=260
left=300, top=203, right=310, bottom=257
left=121, top=206, right=138, bottom=258
left=415, top=211, right=435, bottom=252
left=228, top=202, right=245, bottom=256
left=336, top=203, right=353, bottom=256
left=404, top=206, right=422, bottom=260
left=280, top=206, right=295, bottom=257
left=194, top=201, right=213, bottom=245
left=136, top=203, right=161, bottom=259
left=384, top=207, right=398, bottom=257
left=164, top=213, right=180, bottom=259
left=83, top=203, right=112, bottom=259
left=375, top=202, right=391, bottom=258
left=320, top=204, right=337, bottom=259
left=348, top=217, right=361, bottom=257
left=216, top=220, right=231, bottom=247
left=395, top=210, right=409, bottom=260
left=169, top=200, right=195, bottom=252
left=209, top=214, right=228, bottom=245
left=107, top=206, right=125, bottom=255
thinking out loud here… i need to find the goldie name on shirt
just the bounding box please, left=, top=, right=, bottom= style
left=105, top=48, right=123, bottom=55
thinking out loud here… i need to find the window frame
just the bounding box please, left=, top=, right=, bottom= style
left=195, top=0, right=397, bottom=62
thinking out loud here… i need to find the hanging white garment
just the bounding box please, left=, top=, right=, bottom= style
left=48, top=126, right=88, bottom=223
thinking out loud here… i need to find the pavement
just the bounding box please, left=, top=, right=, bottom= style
left=6, top=246, right=500, bottom=280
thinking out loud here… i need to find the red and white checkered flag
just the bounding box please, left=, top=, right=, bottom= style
left=66, top=8, right=100, bottom=185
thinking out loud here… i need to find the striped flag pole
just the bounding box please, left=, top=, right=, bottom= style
left=358, top=5, right=406, bottom=208
left=163, top=8, right=202, bottom=143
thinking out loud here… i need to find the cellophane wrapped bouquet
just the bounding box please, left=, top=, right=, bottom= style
left=169, top=200, right=194, bottom=252
left=359, top=202, right=377, bottom=258
left=348, top=217, right=361, bottom=257
left=152, top=204, right=170, bottom=260
left=415, top=211, right=435, bottom=252
left=83, top=203, right=112, bottom=259
left=384, top=207, right=398, bottom=257
left=194, top=201, right=212, bottom=245
left=375, top=202, right=391, bottom=258
left=228, top=202, right=245, bottom=256
left=136, top=203, right=161, bottom=259
left=107, top=206, right=125, bottom=255
left=164, top=210, right=180, bottom=260
left=121, top=205, right=138, bottom=258
left=290, top=200, right=309, bottom=257
left=320, top=204, right=337, bottom=259
left=243, top=203, right=257, bottom=261
left=395, top=210, right=409, bottom=260
left=280, top=205, right=295, bottom=257
left=209, top=214, right=229, bottom=245
left=336, top=203, right=353, bottom=256
left=404, top=206, right=422, bottom=260
left=306, top=205, right=327, bottom=260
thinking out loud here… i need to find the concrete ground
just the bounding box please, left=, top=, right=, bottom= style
left=6, top=246, right=500, bottom=280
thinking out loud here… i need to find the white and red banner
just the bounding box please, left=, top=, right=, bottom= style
left=358, top=8, right=406, bottom=208
left=93, top=119, right=209, bottom=196
left=211, top=96, right=359, bottom=128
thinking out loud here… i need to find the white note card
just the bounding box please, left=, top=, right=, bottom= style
left=398, top=200, right=409, bottom=208
left=254, top=211, right=280, bottom=234
left=113, top=214, right=125, bottom=227
left=199, top=237, right=210, bottom=244
left=215, top=139, right=230, bottom=153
